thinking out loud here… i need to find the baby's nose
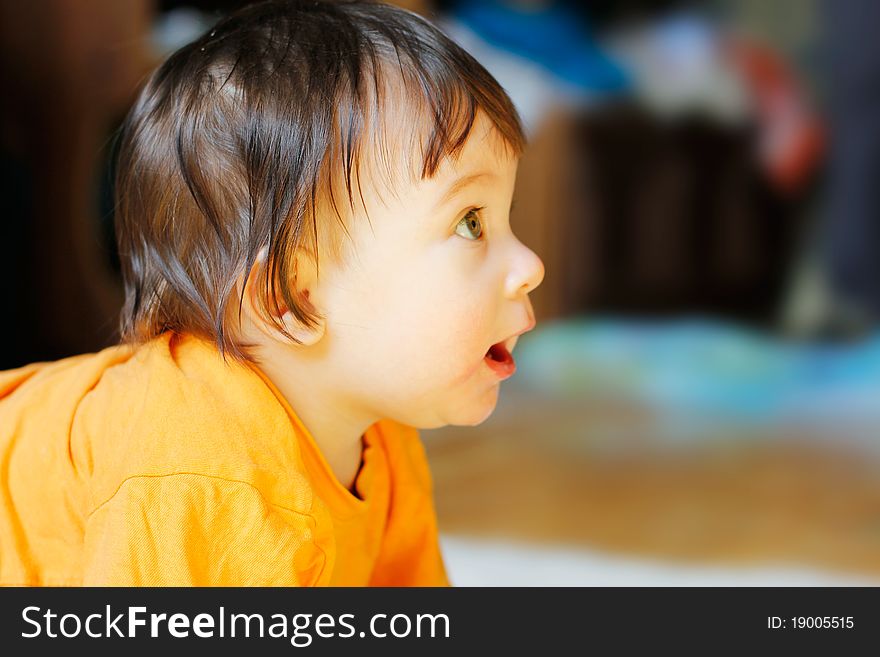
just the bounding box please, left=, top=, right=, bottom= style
left=505, top=239, right=545, bottom=298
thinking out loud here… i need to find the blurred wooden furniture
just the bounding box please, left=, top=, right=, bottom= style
left=512, top=105, right=800, bottom=324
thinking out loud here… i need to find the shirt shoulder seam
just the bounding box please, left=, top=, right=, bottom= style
left=87, top=471, right=318, bottom=522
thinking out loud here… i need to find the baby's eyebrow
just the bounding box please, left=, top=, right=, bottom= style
left=433, top=171, right=495, bottom=210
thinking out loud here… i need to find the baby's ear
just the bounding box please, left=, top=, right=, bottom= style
left=239, top=247, right=325, bottom=347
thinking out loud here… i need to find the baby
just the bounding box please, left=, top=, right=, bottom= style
left=0, top=0, right=543, bottom=585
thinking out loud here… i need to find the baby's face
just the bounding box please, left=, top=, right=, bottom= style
left=317, top=112, right=544, bottom=428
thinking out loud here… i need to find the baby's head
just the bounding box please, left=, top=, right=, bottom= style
left=115, top=0, right=544, bottom=428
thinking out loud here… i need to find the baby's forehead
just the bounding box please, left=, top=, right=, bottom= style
left=440, top=113, right=518, bottom=172
left=357, top=104, right=516, bottom=203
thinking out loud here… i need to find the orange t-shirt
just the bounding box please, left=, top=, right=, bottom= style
left=0, top=332, right=449, bottom=586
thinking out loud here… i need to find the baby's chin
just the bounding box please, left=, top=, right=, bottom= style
left=415, top=382, right=502, bottom=429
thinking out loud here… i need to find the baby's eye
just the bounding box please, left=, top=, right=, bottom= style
left=454, top=208, right=484, bottom=241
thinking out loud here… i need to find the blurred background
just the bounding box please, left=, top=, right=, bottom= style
left=2, top=0, right=880, bottom=585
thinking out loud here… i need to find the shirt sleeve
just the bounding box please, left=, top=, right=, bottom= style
left=82, top=473, right=329, bottom=586
left=368, top=427, right=450, bottom=587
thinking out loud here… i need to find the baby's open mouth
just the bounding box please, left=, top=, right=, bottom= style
left=486, top=342, right=508, bottom=362
left=484, top=341, right=516, bottom=380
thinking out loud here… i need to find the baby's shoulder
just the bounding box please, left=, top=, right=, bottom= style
left=74, top=334, right=313, bottom=512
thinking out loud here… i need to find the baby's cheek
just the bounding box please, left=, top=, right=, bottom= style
left=387, top=316, right=479, bottom=390
left=436, top=309, right=494, bottom=377
left=385, top=267, right=495, bottom=378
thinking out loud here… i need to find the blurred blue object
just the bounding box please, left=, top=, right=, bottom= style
left=514, top=318, right=880, bottom=437
left=449, top=0, right=630, bottom=92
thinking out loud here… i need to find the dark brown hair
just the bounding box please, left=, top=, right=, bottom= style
left=115, top=0, right=525, bottom=362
